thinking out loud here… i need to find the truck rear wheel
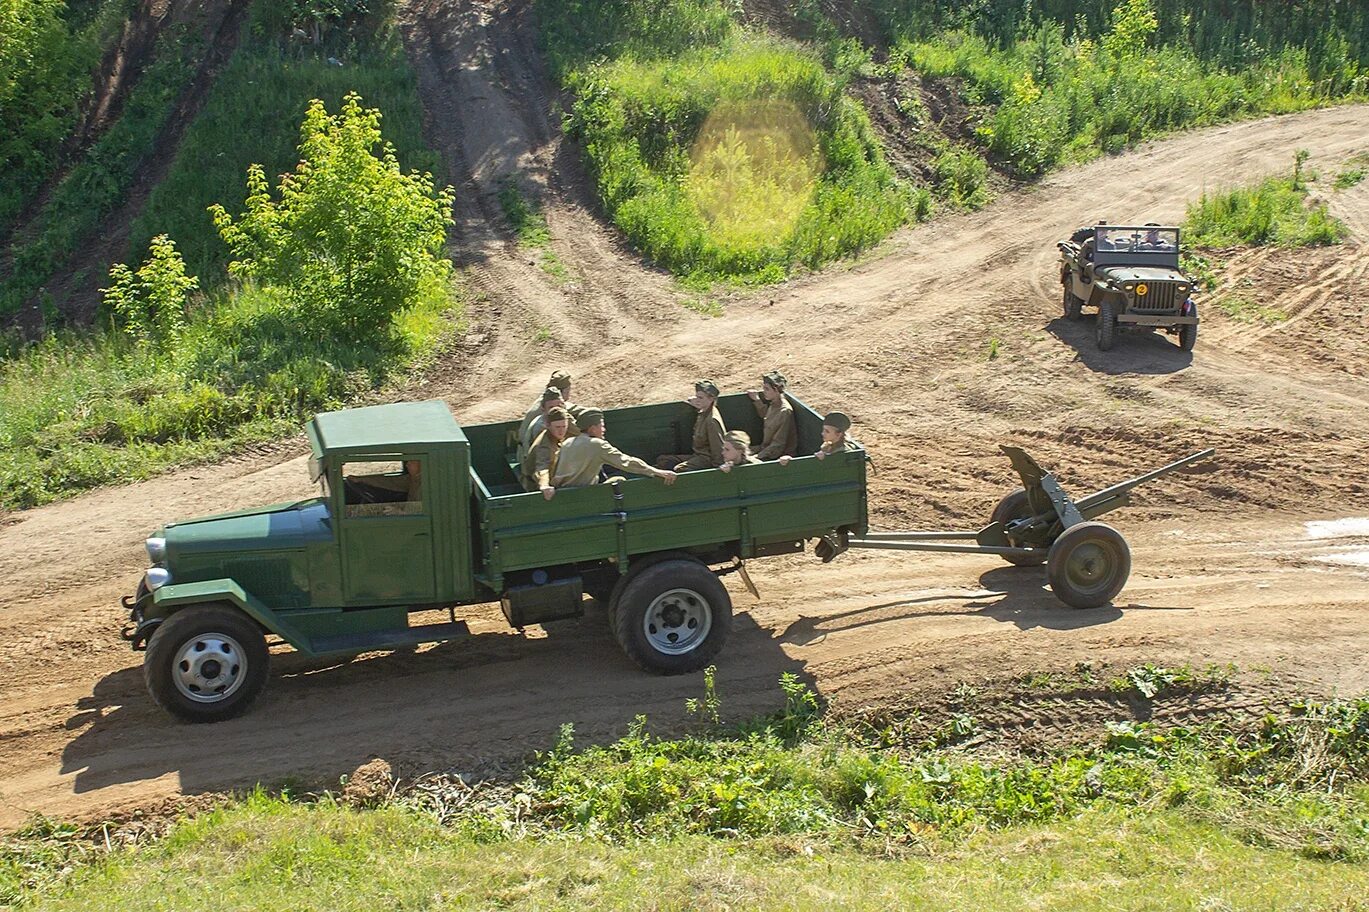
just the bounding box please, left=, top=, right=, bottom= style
left=613, top=559, right=731, bottom=674
left=1096, top=300, right=1117, bottom=351
left=990, top=490, right=1048, bottom=567
left=144, top=604, right=269, bottom=723
left=1046, top=522, right=1131, bottom=609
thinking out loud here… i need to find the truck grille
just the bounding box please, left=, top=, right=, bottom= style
left=1131, top=282, right=1178, bottom=313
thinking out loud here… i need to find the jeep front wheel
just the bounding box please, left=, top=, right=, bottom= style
left=1178, top=304, right=1198, bottom=351
left=1096, top=299, right=1118, bottom=351
left=144, top=605, right=269, bottom=723
left=1062, top=282, right=1082, bottom=320
left=613, top=559, right=731, bottom=674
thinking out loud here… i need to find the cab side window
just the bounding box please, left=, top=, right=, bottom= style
left=340, top=459, right=425, bottom=517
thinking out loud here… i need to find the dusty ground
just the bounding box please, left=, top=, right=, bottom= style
left=2, top=0, right=1369, bottom=829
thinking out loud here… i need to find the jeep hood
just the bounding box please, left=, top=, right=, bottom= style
left=1095, top=265, right=1188, bottom=284
left=166, top=500, right=333, bottom=557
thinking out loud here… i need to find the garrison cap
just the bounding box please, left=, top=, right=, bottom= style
left=541, top=386, right=564, bottom=403
left=761, top=370, right=787, bottom=389
left=723, top=430, right=752, bottom=449
left=575, top=408, right=604, bottom=431
left=548, top=370, right=572, bottom=393
left=544, top=406, right=569, bottom=422
left=695, top=379, right=720, bottom=397
left=822, top=411, right=852, bottom=433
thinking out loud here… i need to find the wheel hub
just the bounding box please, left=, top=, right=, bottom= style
left=1067, top=542, right=1115, bottom=592
left=173, top=633, right=247, bottom=704
left=643, top=587, right=712, bottom=656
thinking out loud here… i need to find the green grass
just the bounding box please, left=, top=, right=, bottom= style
left=1335, top=153, right=1369, bottom=189
left=539, top=0, right=916, bottom=286
left=1212, top=293, right=1289, bottom=325
left=1184, top=174, right=1347, bottom=247
left=496, top=179, right=572, bottom=283
left=0, top=279, right=459, bottom=511
left=129, top=9, right=439, bottom=289
left=893, top=23, right=1367, bottom=178
left=0, top=20, right=199, bottom=317
left=6, top=682, right=1368, bottom=909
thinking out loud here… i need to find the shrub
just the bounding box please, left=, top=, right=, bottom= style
left=210, top=93, right=455, bottom=335
left=1184, top=166, right=1347, bottom=247
left=933, top=146, right=990, bottom=209
left=101, top=235, right=198, bottom=343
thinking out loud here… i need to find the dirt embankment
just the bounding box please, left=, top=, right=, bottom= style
left=0, top=0, right=1367, bottom=831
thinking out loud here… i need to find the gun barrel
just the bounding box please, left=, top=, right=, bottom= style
left=1076, top=448, right=1214, bottom=513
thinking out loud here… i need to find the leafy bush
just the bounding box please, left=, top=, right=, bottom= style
left=102, top=235, right=198, bottom=343
left=1184, top=172, right=1347, bottom=247
left=210, top=93, right=454, bottom=334
left=932, top=146, right=989, bottom=209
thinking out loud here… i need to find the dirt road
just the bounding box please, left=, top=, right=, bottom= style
left=2, top=0, right=1368, bottom=828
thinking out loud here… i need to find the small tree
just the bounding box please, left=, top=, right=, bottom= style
left=1102, top=0, right=1158, bottom=61
left=101, top=235, right=198, bottom=343
left=210, top=93, right=455, bottom=336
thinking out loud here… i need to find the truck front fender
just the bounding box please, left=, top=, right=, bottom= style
left=149, top=578, right=315, bottom=654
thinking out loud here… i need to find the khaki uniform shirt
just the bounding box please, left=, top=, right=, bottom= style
left=751, top=397, right=797, bottom=460
left=676, top=406, right=727, bottom=470
left=553, top=435, right=657, bottom=487
left=518, top=400, right=582, bottom=463
left=520, top=429, right=565, bottom=491
left=820, top=437, right=861, bottom=456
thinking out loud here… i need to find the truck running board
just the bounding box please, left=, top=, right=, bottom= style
left=310, top=620, right=471, bottom=656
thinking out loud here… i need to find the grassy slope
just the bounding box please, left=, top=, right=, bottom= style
left=13, top=800, right=1368, bottom=911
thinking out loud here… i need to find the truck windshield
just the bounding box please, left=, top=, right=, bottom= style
left=1096, top=226, right=1178, bottom=254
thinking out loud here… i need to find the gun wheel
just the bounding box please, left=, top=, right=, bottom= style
left=990, top=490, right=1048, bottom=566
left=1047, top=522, right=1131, bottom=609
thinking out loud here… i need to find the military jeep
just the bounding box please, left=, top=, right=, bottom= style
left=1058, top=224, right=1199, bottom=352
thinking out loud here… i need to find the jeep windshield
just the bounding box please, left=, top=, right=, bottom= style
left=1096, top=226, right=1178, bottom=254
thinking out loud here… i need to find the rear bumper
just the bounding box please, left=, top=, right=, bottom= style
left=1118, top=313, right=1199, bottom=326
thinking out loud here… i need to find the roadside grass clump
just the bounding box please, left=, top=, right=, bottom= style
left=0, top=95, right=457, bottom=511
left=1211, top=293, right=1289, bottom=325
left=894, top=0, right=1368, bottom=178
left=1184, top=164, right=1347, bottom=248
left=539, top=0, right=914, bottom=286
left=128, top=3, right=440, bottom=287
left=496, top=178, right=571, bottom=282
left=0, top=25, right=199, bottom=317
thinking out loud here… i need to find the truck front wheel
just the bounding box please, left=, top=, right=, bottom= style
left=144, top=604, right=269, bottom=723
left=613, top=560, right=731, bottom=674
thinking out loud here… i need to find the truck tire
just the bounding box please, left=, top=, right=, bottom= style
left=1178, top=305, right=1198, bottom=351
left=1096, top=299, right=1117, bottom=351
left=1062, top=282, right=1082, bottom=320
left=144, top=604, right=269, bottom=723
left=613, top=559, right=731, bottom=674
left=1046, top=522, right=1131, bottom=609
left=990, top=490, right=1047, bottom=567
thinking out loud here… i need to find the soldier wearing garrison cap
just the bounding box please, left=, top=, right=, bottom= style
left=718, top=430, right=762, bottom=473
left=656, top=379, right=727, bottom=471
left=517, top=371, right=582, bottom=461
left=521, top=406, right=573, bottom=499
left=747, top=370, right=797, bottom=461
left=778, top=411, right=861, bottom=466
left=553, top=408, right=678, bottom=489
left=518, top=386, right=578, bottom=465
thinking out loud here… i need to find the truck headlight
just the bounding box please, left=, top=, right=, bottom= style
left=145, top=536, right=166, bottom=562
left=145, top=567, right=172, bottom=591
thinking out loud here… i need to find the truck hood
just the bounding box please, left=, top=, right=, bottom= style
left=167, top=499, right=333, bottom=557
left=1095, top=265, right=1188, bottom=284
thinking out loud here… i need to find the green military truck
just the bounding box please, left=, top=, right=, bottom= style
left=123, top=396, right=868, bottom=722
left=1058, top=224, right=1200, bottom=352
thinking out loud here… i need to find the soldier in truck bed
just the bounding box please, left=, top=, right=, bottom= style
left=554, top=409, right=678, bottom=489
left=521, top=406, right=572, bottom=500
left=517, top=370, right=578, bottom=454
left=655, top=379, right=727, bottom=471
left=747, top=370, right=797, bottom=460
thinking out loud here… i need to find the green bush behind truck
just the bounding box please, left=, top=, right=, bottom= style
left=124, top=395, right=868, bottom=722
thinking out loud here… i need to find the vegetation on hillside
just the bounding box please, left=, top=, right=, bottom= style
left=5, top=672, right=1367, bottom=908
left=889, top=0, right=1367, bottom=177
left=540, top=0, right=917, bottom=286
left=0, top=0, right=131, bottom=234
left=0, top=95, right=456, bottom=511
left=1184, top=159, right=1347, bottom=249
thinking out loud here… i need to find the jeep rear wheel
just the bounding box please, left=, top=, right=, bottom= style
left=613, top=559, right=731, bottom=674
left=1096, top=299, right=1118, bottom=351
left=144, top=605, right=268, bottom=723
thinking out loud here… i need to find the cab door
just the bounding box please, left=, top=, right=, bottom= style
left=336, top=457, right=437, bottom=603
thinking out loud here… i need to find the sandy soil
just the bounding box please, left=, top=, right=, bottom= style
left=1, top=0, right=1368, bottom=829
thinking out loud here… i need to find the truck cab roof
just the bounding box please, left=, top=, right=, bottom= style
left=307, top=400, right=468, bottom=460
